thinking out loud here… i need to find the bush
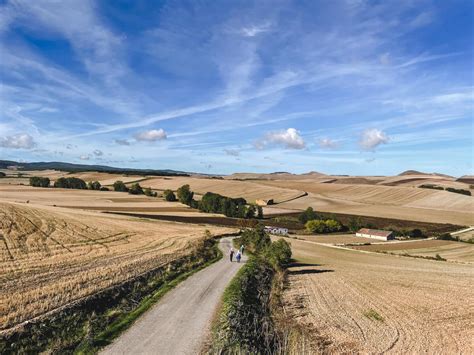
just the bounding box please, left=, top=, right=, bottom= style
left=177, top=184, right=194, bottom=205
left=257, top=205, right=263, bottom=219
left=445, top=187, right=471, bottom=196
left=420, top=184, right=444, bottom=190
left=0, top=172, right=5, bottom=177
left=143, top=187, right=157, bottom=197
left=128, top=183, right=144, bottom=195
left=348, top=216, right=362, bottom=232
left=100, top=186, right=110, bottom=191
left=163, top=189, right=177, bottom=201
left=113, top=180, right=128, bottom=192
left=298, top=207, right=318, bottom=224
left=54, top=177, right=87, bottom=189
left=29, top=176, right=50, bottom=187
left=305, top=219, right=342, bottom=234
left=87, top=181, right=101, bottom=190
left=265, top=239, right=292, bottom=269
left=409, top=228, right=424, bottom=238
left=239, top=226, right=271, bottom=254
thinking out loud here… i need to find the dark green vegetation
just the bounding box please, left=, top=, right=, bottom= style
left=177, top=184, right=194, bottom=205
left=438, top=233, right=474, bottom=244
left=420, top=184, right=471, bottom=196
left=163, top=189, right=177, bottom=201
left=128, top=182, right=144, bottom=195
left=305, top=219, right=342, bottom=233
left=211, top=227, right=293, bottom=353
left=0, top=171, right=6, bottom=177
left=113, top=180, right=128, bottom=192
left=87, top=181, right=101, bottom=190
left=29, top=176, right=50, bottom=187
left=0, top=237, right=224, bottom=354
left=0, top=160, right=189, bottom=177
left=54, top=177, right=87, bottom=189
left=298, top=206, right=318, bottom=224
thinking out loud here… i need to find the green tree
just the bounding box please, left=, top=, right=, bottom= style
left=325, top=219, right=342, bottom=232
left=177, top=184, right=194, bottom=205
left=245, top=205, right=256, bottom=219
left=54, top=177, right=87, bottom=189
left=305, top=219, right=327, bottom=233
left=163, top=189, right=177, bottom=201
left=265, top=239, right=292, bottom=269
left=88, top=181, right=101, bottom=190
left=348, top=216, right=362, bottom=232
left=128, top=183, right=144, bottom=195
left=299, top=207, right=318, bottom=224
left=113, top=180, right=129, bottom=192
left=29, top=176, right=50, bottom=187
left=257, top=205, right=263, bottom=219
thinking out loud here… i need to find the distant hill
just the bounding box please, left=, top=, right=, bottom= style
left=398, top=170, right=453, bottom=178
left=457, top=175, right=474, bottom=184
left=0, top=160, right=190, bottom=177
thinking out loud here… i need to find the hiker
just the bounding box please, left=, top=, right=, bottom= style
left=240, top=244, right=244, bottom=255
left=229, top=247, right=234, bottom=262
left=236, top=251, right=241, bottom=263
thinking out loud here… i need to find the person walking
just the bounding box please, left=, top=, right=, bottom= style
left=229, top=247, right=234, bottom=262
left=240, top=244, right=244, bottom=255
left=236, top=251, right=241, bottom=263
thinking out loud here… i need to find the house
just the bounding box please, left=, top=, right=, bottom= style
left=264, top=226, right=289, bottom=235
left=256, top=199, right=274, bottom=206
left=356, top=228, right=394, bottom=241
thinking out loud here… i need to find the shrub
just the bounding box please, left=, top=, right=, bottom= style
left=29, top=176, right=50, bottom=187
left=54, top=177, right=87, bottom=189
left=177, top=184, right=194, bottom=205
left=445, top=187, right=471, bottom=196
left=113, top=180, right=128, bottom=192
left=100, top=186, right=110, bottom=191
left=239, top=226, right=271, bottom=254
left=257, top=205, right=263, bottom=219
left=298, top=207, right=318, bottom=224
left=87, top=181, right=101, bottom=190
left=163, top=189, right=177, bottom=201
left=306, top=219, right=342, bottom=233
left=0, top=172, right=5, bottom=177
left=143, top=187, right=157, bottom=197
left=409, top=228, right=424, bottom=238
left=348, top=216, right=362, bottom=232
left=265, top=239, right=292, bottom=269
left=245, top=205, right=256, bottom=219
left=419, top=184, right=444, bottom=190
left=128, top=183, right=144, bottom=195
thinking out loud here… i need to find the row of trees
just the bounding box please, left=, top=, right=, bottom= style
left=305, top=219, right=342, bottom=233
left=30, top=176, right=50, bottom=187
left=173, top=184, right=263, bottom=219
left=113, top=180, right=157, bottom=196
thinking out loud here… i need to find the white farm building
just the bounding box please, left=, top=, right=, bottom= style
left=356, top=228, right=394, bottom=241
left=264, top=226, right=289, bottom=235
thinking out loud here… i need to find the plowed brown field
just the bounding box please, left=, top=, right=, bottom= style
left=0, top=202, right=234, bottom=331
left=282, top=238, right=474, bottom=353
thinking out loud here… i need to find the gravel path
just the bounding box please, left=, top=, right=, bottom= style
left=101, top=237, right=245, bottom=355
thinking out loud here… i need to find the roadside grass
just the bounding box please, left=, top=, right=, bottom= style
left=76, top=243, right=223, bottom=354
left=364, top=309, right=384, bottom=322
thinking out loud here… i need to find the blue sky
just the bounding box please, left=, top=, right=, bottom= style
left=0, top=0, right=472, bottom=176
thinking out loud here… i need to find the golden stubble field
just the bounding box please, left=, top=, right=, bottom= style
left=281, top=238, right=474, bottom=353
left=0, top=201, right=235, bottom=331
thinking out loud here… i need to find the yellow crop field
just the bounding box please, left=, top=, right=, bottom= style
left=0, top=202, right=234, bottom=331
left=282, top=238, right=474, bottom=353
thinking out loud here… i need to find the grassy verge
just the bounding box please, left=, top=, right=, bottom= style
left=1, top=237, right=223, bottom=355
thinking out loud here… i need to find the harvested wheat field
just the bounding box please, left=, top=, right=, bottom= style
left=351, top=239, right=474, bottom=263
left=291, top=234, right=376, bottom=245
left=0, top=202, right=234, bottom=331
left=142, top=176, right=305, bottom=203
left=281, top=237, right=474, bottom=354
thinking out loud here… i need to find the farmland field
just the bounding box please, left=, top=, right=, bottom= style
left=0, top=201, right=234, bottom=331
left=282, top=237, right=474, bottom=353
left=351, top=239, right=474, bottom=263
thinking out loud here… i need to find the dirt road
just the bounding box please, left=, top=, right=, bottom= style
left=101, top=237, right=245, bottom=355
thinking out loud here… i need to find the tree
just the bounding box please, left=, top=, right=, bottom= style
left=88, top=181, right=101, bottom=190
left=177, top=184, right=194, bottom=205
left=128, top=183, right=144, bottom=195
left=305, top=220, right=327, bottom=233
left=257, top=205, right=263, bottom=219
left=54, top=177, right=86, bottom=189
left=299, top=207, right=318, bottom=224
left=144, top=187, right=157, bottom=197
left=409, top=228, right=424, bottom=238
left=100, top=186, right=110, bottom=191
left=325, top=219, right=342, bottom=232
left=265, top=239, right=292, bottom=269
left=113, top=180, right=128, bottom=192
left=348, top=216, right=362, bottom=232
left=163, top=189, right=177, bottom=201
left=0, top=172, right=5, bottom=178
left=30, top=176, right=50, bottom=187
left=245, top=205, right=256, bottom=219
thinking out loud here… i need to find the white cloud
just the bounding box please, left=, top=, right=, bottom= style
left=359, top=129, right=389, bottom=151
left=114, top=139, right=130, bottom=146
left=256, top=128, right=306, bottom=150
left=93, top=149, right=103, bottom=156
left=224, top=148, right=240, bottom=156
left=134, top=129, right=167, bottom=142
left=0, top=133, right=36, bottom=149
left=79, top=155, right=90, bottom=160
left=240, top=24, right=271, bottom=37
left=318, top=138, right=338, bottom=149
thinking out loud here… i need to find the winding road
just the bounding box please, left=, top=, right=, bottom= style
left=101, top=237, right=245, bottom=355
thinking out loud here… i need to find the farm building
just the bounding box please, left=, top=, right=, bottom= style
left=256, top=199, right=274, bottom=206
left=356, top=228, right=394, bottom=241
left=264, top=226, right=289, bottom=235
